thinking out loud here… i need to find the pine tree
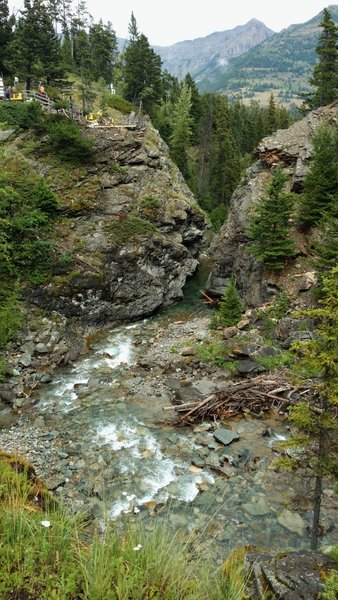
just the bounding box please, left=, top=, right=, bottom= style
left=6, top=0, right=63, bottom=89
left=128, top=11, right=139, bottom=42
left=267, top=93, right=278, bottom=134
left=309, top=8, right=338, bottom=108
left=0, top=0, right=14, bottom=76
left=314, top=195, right=338, bottom=275
left=170, top=81, right=193, bottom=178
left=299, top=124, right=338, bottom=228
left=123, top=33, right=162, bottom=116
left=219, top=280, right=244, bottom=327
left=248, top=166, right=296, bottom=270
left=89, top=20, right=117, bottom=83
left=287, top=266, right=338, bottom=549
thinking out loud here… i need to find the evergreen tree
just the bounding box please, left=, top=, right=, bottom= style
left=0, top=0, right=14, bottom=76
left=309, top=8, right=338, bottom=108
left=267, top=92, right=278, bottom=134
left=89, top=20, right=117, bottom=83
left=287, top=266, right=338, bottom=549
left=299, top=124, right=338, bottom=228
left=209, top=97, right=241, bottom=209
left=314, top=195, right=338, bottom=275
left=169, top=81, right=192, bottom=178
left=128, top=11, right=139, bottom=42
left=123, top=33, right=162, bottom=116
left=248, top=167, right=296, bottom=270
left=183, top=73, right=201, bottom=142
left=219, top=279, right=244, bottom=327
left=6, top=0, right=63, bottom=89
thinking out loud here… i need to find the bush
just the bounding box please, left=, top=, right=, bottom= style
left=219, top=280, right=244, bottom=326
left=107, top=213, right=158, bottom=244
left=105, top=94, right=134, bottom=114
left=46, top=119, right=94, bottom=164
left=0, top=101, right=45, bottom=130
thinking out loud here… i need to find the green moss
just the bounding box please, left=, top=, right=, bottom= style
left=107, top=213, right=158, bottom=244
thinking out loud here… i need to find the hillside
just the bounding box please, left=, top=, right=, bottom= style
left=200, top=5, right=338, bottom=105
left=152, top=19, right=274, bottom=81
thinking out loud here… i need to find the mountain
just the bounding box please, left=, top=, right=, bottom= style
left=203, top=5, right=338, bottom=104
left=152, top=19, right=274, bottom=81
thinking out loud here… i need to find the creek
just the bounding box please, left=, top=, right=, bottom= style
left=29, top=263, right=337, bottom=559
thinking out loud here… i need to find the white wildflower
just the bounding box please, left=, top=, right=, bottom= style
left=133, top=544, right=142, bottom=551
left=126, top=494, right=136, bottom=501
left=40, top=520, right=51, bottom=528
left=133, top=507, right=140, bottom=514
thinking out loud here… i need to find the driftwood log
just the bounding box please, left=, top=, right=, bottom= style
left=163, top=376, right=314, bottom=425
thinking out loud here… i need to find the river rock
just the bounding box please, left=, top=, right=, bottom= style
left=191, top=456, right=206, bottom=468
left=246, top=549, right=336, bottom=600
left=0, top=407, right=17, bottom=428
left=237, top=360, right=263, bottom=377
left=277, top=509, right=306, bottom=535
left=213, top=428, right=240, bottom=446
left=243, top=498, right=271, bottom=516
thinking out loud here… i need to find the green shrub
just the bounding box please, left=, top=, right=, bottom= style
left=219, top=280, right=244, bottom=327
left=322, top=570, right=338, bottom=600
left=0, top=291, right=22, bottom=349
left=0, top=101, right=45, bottom=130
left=209, top=204, right=228, bottom=232
left=46, top=119, right=94, bottom=164
left=107, top=213, right=158, bottom=244
left=105, top=94, right=134, bottom=114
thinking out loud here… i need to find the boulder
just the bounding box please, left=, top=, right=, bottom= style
left=213, top=428, right=240, bottom=446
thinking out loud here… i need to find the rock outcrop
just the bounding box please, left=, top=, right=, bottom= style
left=207, top=102, right=338, bottom=306
left=28, top=122, right=208, bottom=323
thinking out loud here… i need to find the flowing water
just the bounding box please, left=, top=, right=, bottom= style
left=32, top=263, right=337, bottom=558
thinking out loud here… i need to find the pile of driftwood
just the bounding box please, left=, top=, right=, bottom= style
left=164, top=375, right=312, bottom=425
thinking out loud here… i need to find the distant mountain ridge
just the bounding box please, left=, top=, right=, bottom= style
left=198, top=4, right=338, bottom=103
left=153, top=19, right=274, bottom=81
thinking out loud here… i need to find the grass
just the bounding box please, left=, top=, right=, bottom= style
left=196, top=342, right=238, bottom=371
left=256, top=350, right=294, bottom=371
left=107, top=213, right=159, bottom=244
left=0, top=452, right=249, bottom=600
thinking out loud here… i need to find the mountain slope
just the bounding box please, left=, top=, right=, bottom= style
left=153, top=19, right=274, bottom=81
left=202, top=5, right=338, bottom=104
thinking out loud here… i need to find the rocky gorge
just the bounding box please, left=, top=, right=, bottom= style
left=0, top=104, right=337, bottom=598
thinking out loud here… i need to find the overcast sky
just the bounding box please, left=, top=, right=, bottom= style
left=8, top=1, right=335, bottom=45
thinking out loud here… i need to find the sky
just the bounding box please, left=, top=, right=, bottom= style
left=8, top=0, right=335, bottom=46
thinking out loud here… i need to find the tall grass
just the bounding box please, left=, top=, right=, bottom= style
left=0, top=453, right=248, bottom=599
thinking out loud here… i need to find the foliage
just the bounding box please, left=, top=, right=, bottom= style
left=256, top=350, right=294, bottom=371
left=219, top=280, right=244, bottom=327
left=314, top=195, right=338, bottom=276
left=197, top=341, right=238, bottom=370
left=105, top=94, right=134, bottom=114
left=0, top=290, right=22, bottom=349
left=268, top=291, right=290, bottom=319
left=0, top=101, right=44, bottom=130
left=107, top=213, right=158, bottom=244
left=308, top=8, right=338, bottom=108
left=287, top=266, right=338, bottom=549
left=170, top=82, right=193, bottom=177
left=0, top=0, right=14, bottom=76
left=322, top=570, right=338, bottom=600
left=248, top=167, right=296, bottom=270
left=299, top=124, right=338, bottom=228
left=122, top=30, right=163, bottom=117
left=46, top=118, right=94, bottom=164
left=0, top=452, right=246, bottom=600
left=209, top=204, right=229, bottom=232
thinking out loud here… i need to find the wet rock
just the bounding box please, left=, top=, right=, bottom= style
left=213, top=428, right=240, bottom=446
left=243, top=498, right=271, bottom=516
left=0, top=407, right=17, bottom=428
left=191, top=456, right=206, bottom=468
left=246, top=549, right=336, bottom=600
left=298, top=271, right=318, bottom=292
left=223, top=326, right=239, bottom=340
left=237, top=360, right=263, bottom=377
left=174, top=387, right=203, bottom=404
left=277, top=509, right=306, bottom=535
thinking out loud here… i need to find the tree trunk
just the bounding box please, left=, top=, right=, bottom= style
left=310, top=425, right=326, bottom=550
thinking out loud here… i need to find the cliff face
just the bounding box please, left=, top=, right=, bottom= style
left=28, top=122, right=208, bottom=324
left=207, top=102, right=338, bottom=306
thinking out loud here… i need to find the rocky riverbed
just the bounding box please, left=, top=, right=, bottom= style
left=1, top=307, right=337, bottom=560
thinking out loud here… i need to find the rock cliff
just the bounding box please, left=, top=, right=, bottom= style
left=207, top=102, right=338, bottom=306
left=28, top=121, right=208, bottom=324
